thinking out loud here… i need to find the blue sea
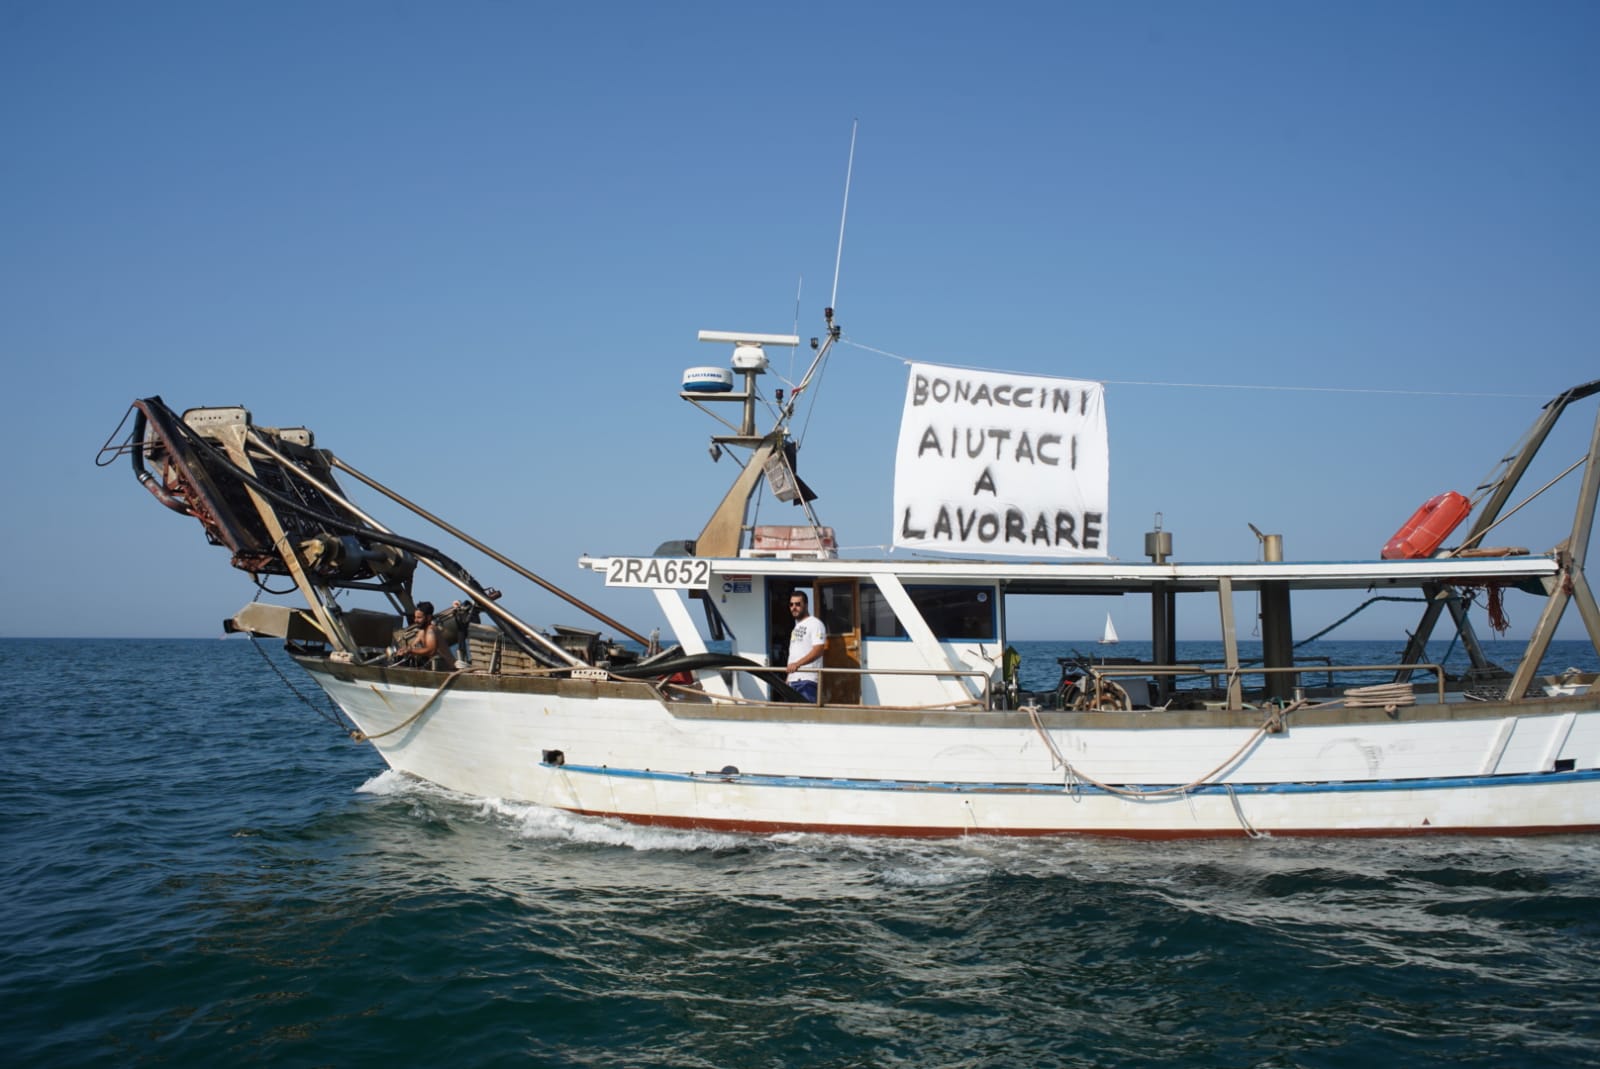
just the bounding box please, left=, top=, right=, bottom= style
left=6, top=637, right=1600, bottom=1067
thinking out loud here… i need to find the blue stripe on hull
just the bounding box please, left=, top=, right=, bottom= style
left=545, top=762, right=1600, bottom=797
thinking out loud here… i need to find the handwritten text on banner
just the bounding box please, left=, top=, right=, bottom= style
left=892, top=364, right=1109, bottom=558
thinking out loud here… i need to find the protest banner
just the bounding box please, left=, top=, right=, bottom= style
left=892, top=363, right=1108, bottom=558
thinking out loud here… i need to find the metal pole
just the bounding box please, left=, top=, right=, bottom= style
left=245, top=432, right=583, bottom=668
left=1465, top=379, right=1600, bottom=542
left=1506, top=403, right=1600, bottom=698
left=1218, top=577, right=1242, bottom=710
left=218, top=425, right=356, bottom=652
left=1150, top=581, right=1171, bottom=704
left=329, top=455, right=650, bottom=646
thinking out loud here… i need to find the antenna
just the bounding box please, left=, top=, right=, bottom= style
left=790, top=275, right=803, bottom=382
left=830, top=119, right=858, bottom=314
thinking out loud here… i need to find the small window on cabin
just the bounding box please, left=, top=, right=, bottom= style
left=860, top=585, right=900, bottom=638
left=860, top=585, right=996, bottom=641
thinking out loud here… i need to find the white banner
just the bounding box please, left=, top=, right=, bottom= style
left=892, top=363, right=1109, bottom=558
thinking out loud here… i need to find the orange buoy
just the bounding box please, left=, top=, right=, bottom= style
left=1381, top=491, right=1472, bottom=560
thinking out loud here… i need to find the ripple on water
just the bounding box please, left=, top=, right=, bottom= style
left=6, top=639, right=1600, bottom=1067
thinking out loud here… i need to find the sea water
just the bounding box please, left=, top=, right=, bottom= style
left=5, top=637, right=1600, bottom=1067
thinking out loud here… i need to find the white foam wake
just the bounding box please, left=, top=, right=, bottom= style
left=356, top=769, right=750, bottom=852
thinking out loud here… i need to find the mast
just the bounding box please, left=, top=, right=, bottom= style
left=684, top=311, right=841, bottom=558
left=687, top=125, right=858, bottom=559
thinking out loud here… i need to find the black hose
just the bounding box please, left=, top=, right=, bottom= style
left=609, top=651, right=807, bottom=702
left=129, top=406, right=190, bottom=513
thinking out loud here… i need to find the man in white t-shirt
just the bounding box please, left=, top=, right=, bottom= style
left=784, top=591, right=827, bottom=703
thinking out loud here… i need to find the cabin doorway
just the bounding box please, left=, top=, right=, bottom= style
left=815, top=578, right=862, bottom=705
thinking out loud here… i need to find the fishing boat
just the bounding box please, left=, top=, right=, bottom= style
left=101, top=313, right=1600, bottom=838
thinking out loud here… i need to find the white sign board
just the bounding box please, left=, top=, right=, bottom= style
left=603, top=558, right=712, bottom=589
left=892, top=363, right=1109, bottom=558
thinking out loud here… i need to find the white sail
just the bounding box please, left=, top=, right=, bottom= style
left=1099, top=613, right=1119, bottom=645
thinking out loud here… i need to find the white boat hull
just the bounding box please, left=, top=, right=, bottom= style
left=305, top=660, right=1600, bottom=838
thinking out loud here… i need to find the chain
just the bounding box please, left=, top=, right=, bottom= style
left=247, top=634, right=358, bottom=738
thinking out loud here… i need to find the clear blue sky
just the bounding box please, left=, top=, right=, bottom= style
left=2, top=1, right=1596, bottom=641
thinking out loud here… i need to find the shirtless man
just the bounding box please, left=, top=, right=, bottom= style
left=403, top=601, right=448, bottom=669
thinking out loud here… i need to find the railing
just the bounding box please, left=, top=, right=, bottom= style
left=682, top=662, right=994, bottom=708
left=673, top=660, right=1445, bottom=712
left=1077, top=662, right=1448, bottom=709
left=1058, top=654, right=1339, bottom=692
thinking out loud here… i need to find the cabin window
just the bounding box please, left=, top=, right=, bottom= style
left=860, top=584, right=996, bottom=641
left=860, top=584, right=900, bottom=638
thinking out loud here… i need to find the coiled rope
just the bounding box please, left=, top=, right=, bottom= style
left=1340, top=682, right=1415, bottom=713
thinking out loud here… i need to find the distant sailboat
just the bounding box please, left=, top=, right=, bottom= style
left=1099, top=613, right=1119, bottom=645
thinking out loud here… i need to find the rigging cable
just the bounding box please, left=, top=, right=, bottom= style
left=1294, top=596, right=1428, bottom=646
left=838, top=339, right=1550, bottom=400
left=794, top=347, right=830, bottom=448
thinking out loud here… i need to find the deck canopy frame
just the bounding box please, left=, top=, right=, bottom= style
left=640, top=377, right=1600, bottom=708
left=582, top=551, right=1574, bottom=709
left=657, top=318, right=1600, bottom=709
left=1398, top=379, right=1600, bottom=698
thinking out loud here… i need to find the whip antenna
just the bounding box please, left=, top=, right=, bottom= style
left=790, top=274, right=803, bottom=381
left=830, top=119, right=858, bottom=313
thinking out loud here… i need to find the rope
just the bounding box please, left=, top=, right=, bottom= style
left=1450, top=582, right=1513, bottom=635
left=353, top=669, right=466, bottom=741
left=247, top=635, right=357, bottom=737
left=94, top=403, right=139, bottom=466
left=250, top=624, right=621, bottom=742
left=839, top=338, right=1549, bottom=399
left=1341, top=683, right=1414, bottom=712
left=1023, top=703, right=1289, bottom=799
left=795, top=350, right=830, bottom=447
left=1224, top=784, right=1268, bottom=839
left=1457, top=453, right=1585, bottom=548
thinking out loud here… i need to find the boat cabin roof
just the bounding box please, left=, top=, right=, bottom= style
left=579, top=552, right=1558, bottom=596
